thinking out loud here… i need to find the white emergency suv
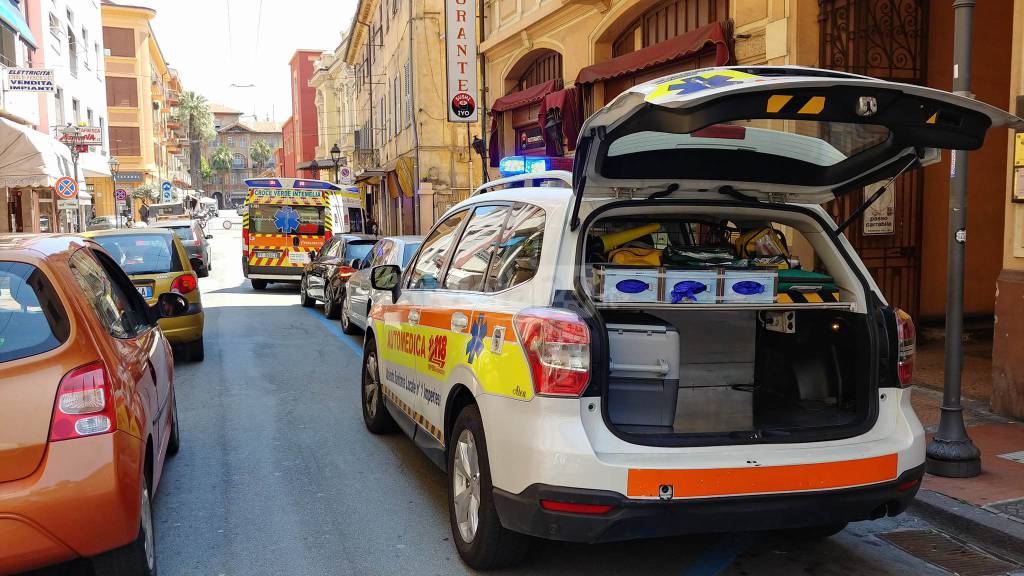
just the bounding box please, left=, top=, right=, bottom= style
left=358, top=66, right=1023, bottom=570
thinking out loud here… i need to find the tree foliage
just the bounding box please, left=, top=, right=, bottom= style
left=250, top=139, right=273, bottom=171
left=200, top=156, right=212, bottom=180
left=176, top=91, right=216, bottom=142
left=210, top=145, right=233, bottom=173
left=131, top=184, right=157, bottom=202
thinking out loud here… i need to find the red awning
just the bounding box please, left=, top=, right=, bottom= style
left=491, top=79, right=559, bottom=112
left=575, top=21, right=730, bottom=85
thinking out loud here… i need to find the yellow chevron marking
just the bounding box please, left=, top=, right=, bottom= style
left=798, top=96, right=826, bottom=115
left=926, top=112, right=937, bottom=124
left=766, top=94, right=793, bottom=113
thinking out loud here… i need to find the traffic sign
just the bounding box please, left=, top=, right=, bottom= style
left=162, top=190, right=172, bottom=202
left=115, top=188, right=127, bottom=202
left=161, top=181, right=172, bottom=192
left=55, top=176, right=77, bottom=199
left=339, top=166, right=354, bottom=185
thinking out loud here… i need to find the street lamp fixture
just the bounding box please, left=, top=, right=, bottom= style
left=330, top=143, right=341, bottom=183
left=108, top=156, right=121, bottom=228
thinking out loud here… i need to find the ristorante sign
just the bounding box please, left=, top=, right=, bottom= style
left=444, top=0, right=478, bottom=122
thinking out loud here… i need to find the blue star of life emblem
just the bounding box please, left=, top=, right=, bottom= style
left=274, top=206, right=300, bottom=234
left=466, top=313, right=487, bottom=364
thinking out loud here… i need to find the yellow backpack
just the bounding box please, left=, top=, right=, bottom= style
left=608, top=247, right=662, bottom=266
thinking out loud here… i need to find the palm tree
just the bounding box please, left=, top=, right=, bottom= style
left=210, top=145, right=233, bottom=181
left=250, top=139, right=273, bottom=175
left=177, top=91, right=216, bottom=189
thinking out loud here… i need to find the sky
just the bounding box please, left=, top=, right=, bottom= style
left=129, top=0, right=357, bottom=124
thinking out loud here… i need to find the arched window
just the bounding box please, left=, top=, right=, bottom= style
left=232, top=153, right=247, bottom=169
left=612, top=0, right=728, bottom=57
left=516, top=50, right=563, bottom=91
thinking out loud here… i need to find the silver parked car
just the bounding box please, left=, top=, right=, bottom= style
left=149, top=219, right=213, bottom=277
left=340, top=235, right=422, bottom=334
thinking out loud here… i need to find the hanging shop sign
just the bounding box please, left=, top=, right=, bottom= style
left=444, top=0, right=478, bottom=122
left=5, top=68, right=55, bottom=92
left=113, top=171, right=144, bottom=183
left=863, top=180, right=895, bottom=235
left=515, top=126, right=545, bottom=154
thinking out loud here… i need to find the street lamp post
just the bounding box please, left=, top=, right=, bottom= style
left=108, top=156, right=120, bottom=229
left=60, top=124, right=83, bottom=232
left=330, top=143, right=342, bottom=183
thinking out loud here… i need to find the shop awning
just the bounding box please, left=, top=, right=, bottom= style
left=0, top=117, right=74, bottom=188
left=79, top=152, right=112, bottom=178
left=575, top=21, right=730, bottom=85
left=0, top=1, right=37, bottom=48
left=491, top=79, right=559, bottom=113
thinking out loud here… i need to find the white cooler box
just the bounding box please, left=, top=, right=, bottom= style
left=606, top=323, right=680, bottom=428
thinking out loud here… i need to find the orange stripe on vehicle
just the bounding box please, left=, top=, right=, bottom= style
left=626, top=454, right=898, bottom=498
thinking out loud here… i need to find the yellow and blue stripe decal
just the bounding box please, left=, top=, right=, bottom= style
left=644, top=69, right=760, bottom=103
left=382, top=386, right=444, bottom=445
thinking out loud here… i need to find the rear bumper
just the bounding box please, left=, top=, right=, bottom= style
left=243, top=261, right=303, bottom=282
left=0, top=431, right=143, bottom=573
left=493, top=464, right=924, bottom=543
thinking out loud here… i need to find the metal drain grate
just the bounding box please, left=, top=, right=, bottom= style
left=986, top=498, right=1024, bottom=524
left=879, top=530, right=1019, bottom=576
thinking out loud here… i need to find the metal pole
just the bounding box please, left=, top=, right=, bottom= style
left=926, top=0, right=981, bottom=478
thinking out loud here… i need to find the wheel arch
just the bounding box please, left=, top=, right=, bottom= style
left=444, top=384, right=477, bottom=449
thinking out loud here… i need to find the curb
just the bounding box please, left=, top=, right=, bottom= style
left=910, top=489, right=1024, bottom=565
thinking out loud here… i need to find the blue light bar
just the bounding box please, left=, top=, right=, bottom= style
left=245, top=178, right=281, bottom=188
left=499, top=156, right=551, bottom=177
left=293, top=179, right=337, bottom=190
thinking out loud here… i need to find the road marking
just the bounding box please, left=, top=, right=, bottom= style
left=681, top=533, right=751, bottom=576
left=304, top=307, right=363, bottom=356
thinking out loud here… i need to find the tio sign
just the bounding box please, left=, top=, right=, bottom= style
left=115, top=188, right=128, bottom=202
left=444, top=0, right=478, bottom=122
left=55, top=176, right=77, bottom=199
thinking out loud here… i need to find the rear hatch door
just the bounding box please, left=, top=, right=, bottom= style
left=573, top=66, right=1024, bottom=212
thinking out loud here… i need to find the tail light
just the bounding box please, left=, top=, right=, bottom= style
left=336, top=265, right=357, bottom=279
left=324, top=230, right=333, bottom=243
left=540, top=500, right=613, bottom=515
left=171, top=273, right=197, bottom=295
left=50, top=362, right=117, bottom=441
left=514, top=307, right=590, bottom=397
left=895, top=308, right=915, bottom=387
left=242, top=228, right=250, bottom=258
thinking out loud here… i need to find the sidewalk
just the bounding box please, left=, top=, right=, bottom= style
left=908, top=341, right=1024, bottom=564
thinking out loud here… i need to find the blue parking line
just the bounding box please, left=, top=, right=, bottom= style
left=304, top=307, right=364, bottom=357
left=681, top=533, right=751, bottom=576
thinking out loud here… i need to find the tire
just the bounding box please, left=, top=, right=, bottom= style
left=300, top=279, right=315, bottom=307
left=251, top=279, right=268, bottom=291
left=448, top=405, right=531, bottom=570
left=92, top=476, right=157, bottom=576
left=324, top=287, right=342, bottom=319
left=186, top=338, right=204, bottom=362
left=361, top=338, right=396, bottom=434
left=340, top=292, right=360, bottom=335
left=167, top=393, right=180, bottom=456
left=197, top=265, right=209, bottom=278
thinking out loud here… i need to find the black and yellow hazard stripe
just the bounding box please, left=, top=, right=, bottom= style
left=777, top=291, right=841, bottom=304
left=765, top=94, right=827, bottom=115
left=383, top=386, right=444, bottom=446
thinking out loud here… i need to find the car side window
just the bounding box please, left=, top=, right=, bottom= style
left=485, top=203, right=546, bottom=292
left=68, top=249, right=148, bottom=339
left=407, top=210, right=469, bottom=289
left=325, top=240, right=344, bottom=260
left=442, top=205, right=510, bottom=292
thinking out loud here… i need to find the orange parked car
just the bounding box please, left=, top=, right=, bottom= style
left=0, top=234, right=190, bottom=576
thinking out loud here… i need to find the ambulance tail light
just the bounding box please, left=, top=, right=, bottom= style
left=896, top=308, right=915, bottom=387
left=514, top=307, right=590, bottom=397
left=242, top=228, right=249, bottom=258
left=171, top=273, right=198, bottom=295
left=325, top=230, right=332, bottom=243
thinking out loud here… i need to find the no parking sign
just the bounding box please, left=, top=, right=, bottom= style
left=55, top=177, right=77, bottom=199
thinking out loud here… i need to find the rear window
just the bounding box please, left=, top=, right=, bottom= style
left=250, top=204, right=325, bottom=235
left=344, top=241, right=375, bottom=261
left=0, top=261, right=70, bottom=362
left=168, top=226, right=195, bottom=241
left=91, top=234, right=183, bottom=275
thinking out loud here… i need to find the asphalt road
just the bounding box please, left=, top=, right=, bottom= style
left=31, top=213, right=958, bottom=575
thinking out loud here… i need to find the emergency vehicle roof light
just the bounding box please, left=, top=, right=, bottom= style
left=499, top=156, right=550, bottom=177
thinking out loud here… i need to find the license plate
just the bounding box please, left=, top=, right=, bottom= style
left=136, top=285, right=153, bottom=299
left=254, top=250, right=282, bottom=259
left=288, top=251, right=310, bottom=264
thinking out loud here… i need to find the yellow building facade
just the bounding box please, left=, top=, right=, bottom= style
left=310, top=39, right=357, bottom=176
left=344, top=0, right=481, bottom=235
left=99, top=2, right=190, bottom=219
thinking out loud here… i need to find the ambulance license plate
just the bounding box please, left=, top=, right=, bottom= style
left=254, top=250, right=282, bottom=259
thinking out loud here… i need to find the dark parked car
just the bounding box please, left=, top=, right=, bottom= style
left=299, top=234, right=377, bottom=319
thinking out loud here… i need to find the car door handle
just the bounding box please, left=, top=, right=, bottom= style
left=451, top=312, right=469, bottom=333
left=408, top=309, right=420, bottom=326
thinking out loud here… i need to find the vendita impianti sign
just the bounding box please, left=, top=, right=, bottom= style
left=5, top=69, right=55, bottom=92
left=444, top=0, right=478, bottom=122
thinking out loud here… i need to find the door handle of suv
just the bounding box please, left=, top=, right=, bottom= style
left=451, top=312, right=469, bottom=332
left=408, top=309, right=420, bottom=326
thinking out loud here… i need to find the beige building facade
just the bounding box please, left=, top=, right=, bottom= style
left=310, top=39, right=357, bottom=179
left=344, top=0, right=481, bottom=235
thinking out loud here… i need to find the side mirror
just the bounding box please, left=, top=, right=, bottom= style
left=189, top=257, right=203, bottom=271
left=349, top=258, right=361, bottom=270
left=205, top=234, right=213, bottom=240
left=153, top=292, right=189, bottom=319
left=371, top=264, right=402, bottom=301
left=308, top=250, right=317, bottom=261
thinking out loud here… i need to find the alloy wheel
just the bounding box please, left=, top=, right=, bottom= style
left=364, top=351, right=379, bottom=419
left=141, top=483, right=155, bottom=571
left=452, top=429, right=481, bottom=544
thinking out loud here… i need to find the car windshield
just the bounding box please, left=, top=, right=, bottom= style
left=402, top=243, right=421, bottom=267
left=91, top=234, right=183, bottom=275
left=250, top=204, right=325, bottom=235
left=0, top=261, right=70, bottom=363
left=344, top=241, right=375, bottom=261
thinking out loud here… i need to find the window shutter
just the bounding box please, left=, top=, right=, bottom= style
left=404, top=61, right=413, bottom=126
